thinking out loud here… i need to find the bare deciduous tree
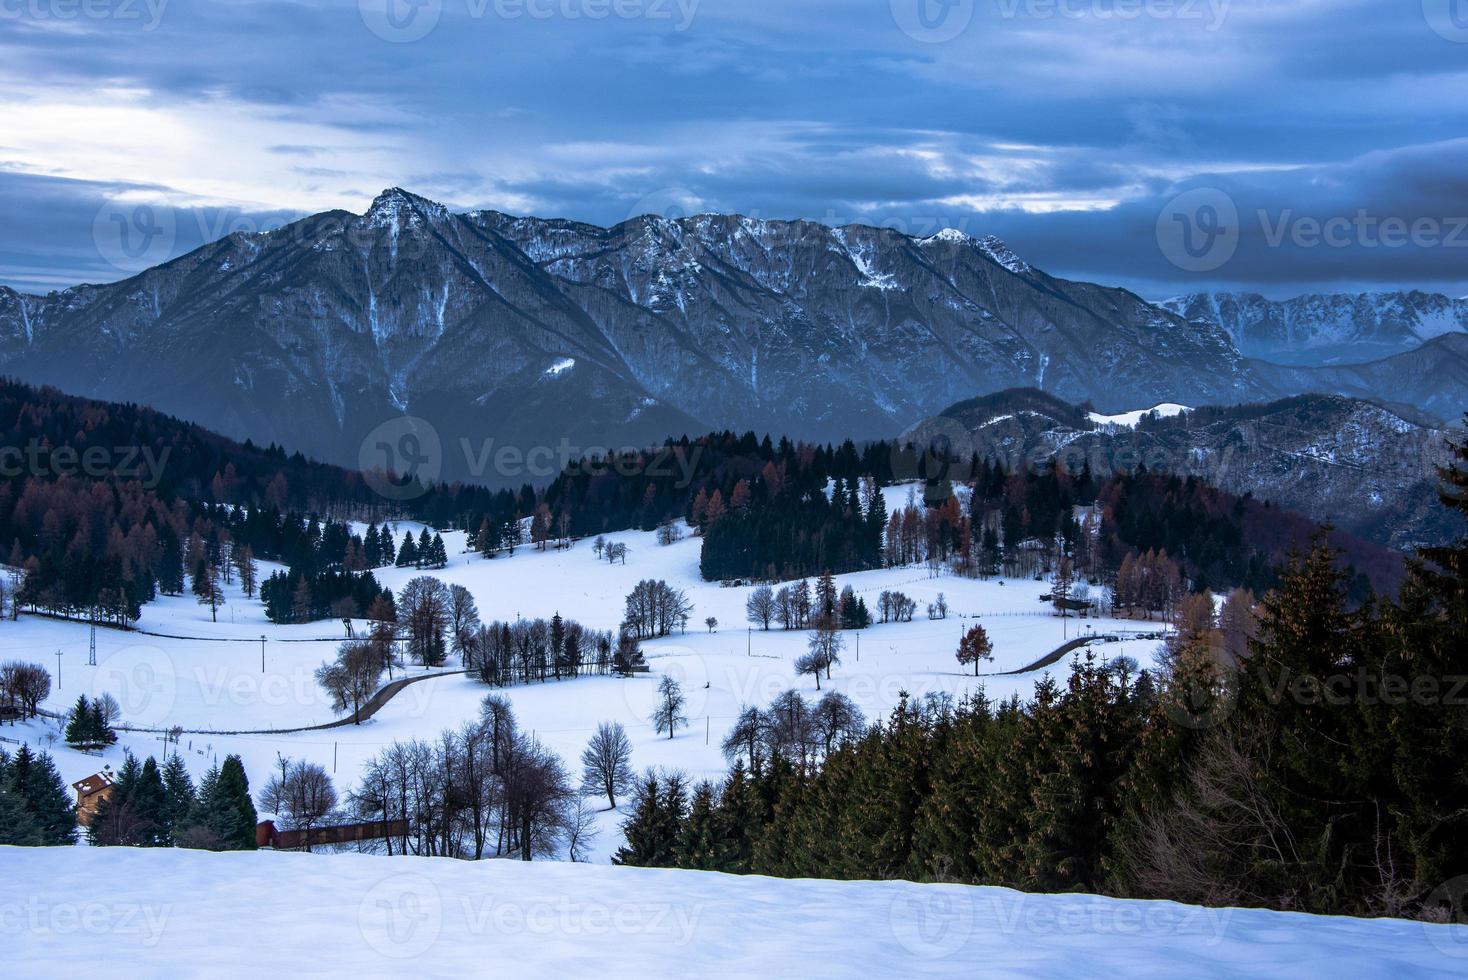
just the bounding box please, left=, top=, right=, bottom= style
left=1, top=661, right=51, bottom=719
left=580, top=721, right=635, bottom=809
left=261, top=761, right=338, bottom=847
left=745, top=584, right=775, bottom=630
left=651, top=675, right=687, bottom=739
left=315, top=639, right=386, bottom=724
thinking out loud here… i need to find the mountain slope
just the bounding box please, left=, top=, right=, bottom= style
left=0, top=189, right=1463, bottom=483
left=926, top=389, right=1457, bottom=552
left=1159, top=290, right=1468, bottom=365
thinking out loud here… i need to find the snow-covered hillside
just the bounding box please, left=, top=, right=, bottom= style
left=2, top=487, right=1163, bottom=864
left=5, top=847, right=1465, bottom=977
left=1087, top=403, right=1191, bottom=428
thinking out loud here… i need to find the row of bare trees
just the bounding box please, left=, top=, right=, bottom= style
left=721, top=689, right=865, bottom=773
left=621, top=578, right=692, bottom=639
left=349, top=695, right=596, bottom=861
left=462, top=616, right=618, bottom=686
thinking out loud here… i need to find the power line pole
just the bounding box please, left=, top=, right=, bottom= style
left=89, top=626, right=97, bottom=666
left=55, top=650, right=62, bottom=690
left=260, top=634, right=266, bottom=674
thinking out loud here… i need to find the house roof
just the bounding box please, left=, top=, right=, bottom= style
left=71, top=772, right=114, bottom=796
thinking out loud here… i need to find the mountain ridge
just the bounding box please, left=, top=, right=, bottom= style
left=0, top=188, right=1464, bottom=485
left=1158, top=289, right=1468, bottom=365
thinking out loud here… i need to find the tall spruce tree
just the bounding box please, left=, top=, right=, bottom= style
left=160, top=754, right=197, bottom=845
left=6, top=745, right=75, bottom=845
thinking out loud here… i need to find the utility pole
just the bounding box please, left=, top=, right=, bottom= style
left=260, top=634, right=266, bottom=674
left=55, top=650, right=62, bottom=690
left=89, top=626, right=97, bottom=666
left=747, top=626, right=751, bottom=657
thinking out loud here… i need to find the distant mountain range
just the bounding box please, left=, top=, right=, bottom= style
left=0, top=188, right=1464, bottom=485
left=921, top=388, right=1458, bottom=552
left=1157, top=290, right=1468, bottom=365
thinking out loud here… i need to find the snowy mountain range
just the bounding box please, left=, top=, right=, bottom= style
left=1158, top=290, right=1468, bottom=365
left=0, top=188, right=1464, bottom=483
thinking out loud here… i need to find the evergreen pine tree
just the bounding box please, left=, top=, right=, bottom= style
left=712, top=760, right=760, bottom=873
left=157, top=525, right=185, bottom=596
left=8, top=745, right=75, bottom=845
left=364, top=524, right=382, bottom=568
left=676, top=781, right=720, bottom=870
left=90, top=698, right=116, bottom=746
left=89, top=751, right=144, bottom=846
left=0, top=775, right=44, bottom=845
left=613, top=772, right=664, bottom=866
left=64, top=694, right=94, bottom=747
left=160, top=754, right=196, bottom=845
left=132, top=757, right=169, bottom=846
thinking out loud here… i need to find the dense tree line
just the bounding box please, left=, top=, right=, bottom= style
left=463, top=615, right=620, bottom=686
left=260, top=568, right=391, bottom=625
left=700, top=476, right=887, bottom=581
left=2, top=374, right=1402, bottom=629
left=612, top=449, right=1468, bottom=919
left=1, top=742, right=260, bottom=851
left=88, top=751, right=258, bottom=850
left=0, top=377, right=520, bottom=622
left=543, top=432, right=894, bottom=537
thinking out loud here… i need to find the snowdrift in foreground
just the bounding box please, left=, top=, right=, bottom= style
left=4, top=847, right=1465, bottom=977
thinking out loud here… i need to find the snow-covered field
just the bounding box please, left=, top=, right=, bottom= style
left=5, top=846, right=1466, bottom=977
left=3, top=487, right=1165, bottom=862
left=1088, top=403, right=1191, bottom=428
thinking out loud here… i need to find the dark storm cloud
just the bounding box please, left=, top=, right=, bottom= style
left=2, top=0, right=1466, bottom=297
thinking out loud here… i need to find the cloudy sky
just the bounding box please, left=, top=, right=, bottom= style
left=2, top=0, right=1467, bottom=297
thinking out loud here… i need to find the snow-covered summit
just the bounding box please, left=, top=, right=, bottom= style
left=976, top=235, right=1031, bottom=274
left=365, top=187, right=449, bottom=227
